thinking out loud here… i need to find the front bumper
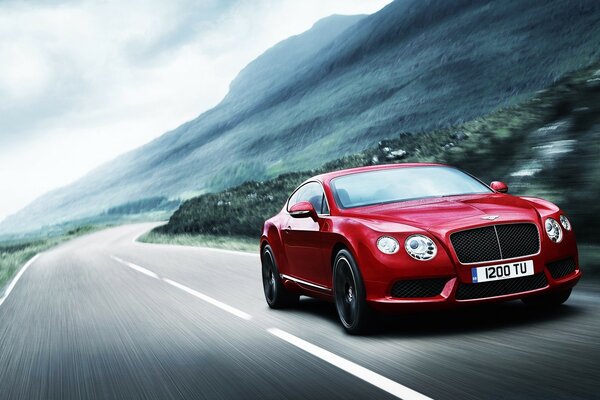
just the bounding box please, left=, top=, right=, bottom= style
left=356, top=217, right=581, bottom=312
left=366, top=262, right=581, bottom=312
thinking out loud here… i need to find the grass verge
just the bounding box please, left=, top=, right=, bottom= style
left=138, top=230, right=258, bottom=253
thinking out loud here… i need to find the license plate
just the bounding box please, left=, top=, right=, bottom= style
left=471, top=260, right=534, bottom=283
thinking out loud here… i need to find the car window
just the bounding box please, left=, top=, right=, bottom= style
left=288, top=182, right=329, bottom=215
left=330, top=166, right=492, bottom=209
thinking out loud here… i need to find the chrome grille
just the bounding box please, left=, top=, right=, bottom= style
left=451, top=223, right=540, bottom=264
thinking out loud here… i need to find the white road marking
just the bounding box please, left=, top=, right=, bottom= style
left=111, top=252, right=426, bottom=399
left=111, top=255, right=253, bottom=320
left=267, top=328, right=433, bottom=400
left=0, top=254, right=40, bottom=308
left=163, top=278, right=253, bottom=320
left=111, top=256, right=160, bottom=279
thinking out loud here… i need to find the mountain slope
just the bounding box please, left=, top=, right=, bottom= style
left=3, top=0, right=600, bottom=234
left=158, top=61, right=600, bottom=244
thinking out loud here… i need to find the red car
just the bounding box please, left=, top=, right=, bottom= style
left=260, top=163, right=581, bottom=333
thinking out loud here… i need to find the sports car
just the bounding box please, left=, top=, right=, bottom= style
left=260, top=163, right=581, bottom=333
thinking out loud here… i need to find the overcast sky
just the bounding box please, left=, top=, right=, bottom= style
left=0, top=0, right=391, bottom=222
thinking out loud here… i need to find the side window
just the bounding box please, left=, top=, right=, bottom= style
left=287, top=187, right=303, bottom=210
left=287, top=182, right=329, bottom=215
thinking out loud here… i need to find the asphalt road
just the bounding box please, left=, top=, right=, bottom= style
left=0, top=223, right=598, bottom=400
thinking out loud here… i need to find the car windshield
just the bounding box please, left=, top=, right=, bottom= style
left=330, top=166, right=492, bottom=209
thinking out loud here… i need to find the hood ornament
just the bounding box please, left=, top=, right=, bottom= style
left=481, top=215, right=499, bottom=221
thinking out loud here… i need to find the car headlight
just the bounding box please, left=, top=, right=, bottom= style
left=545, top=218, right=563, bottom=243
left=404, top=234, right=437, bottom=261
left=559, top=215, right=572, bottom=231
left=377, top=236, right=399, bottom=254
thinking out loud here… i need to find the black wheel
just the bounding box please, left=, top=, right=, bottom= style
left=333, top=249, right=372, bottom=334
left=522, top=288, right=572, bottom=307
left=261, top=245, right=299, bottom=309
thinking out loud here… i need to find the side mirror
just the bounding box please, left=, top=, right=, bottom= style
left=289, top=201, right=318, bottom=220
left=490, top=181, right=508, bottom=193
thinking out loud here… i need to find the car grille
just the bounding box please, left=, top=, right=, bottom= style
left=391, top=278, right=448, bottom=298
left=450, top=223, right=540, bottom=264
left=547, top=258, right=577, bottom=280
left=455, top=273, right=548, bottom=300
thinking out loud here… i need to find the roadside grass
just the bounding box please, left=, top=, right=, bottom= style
left=0, top=225, right=103, bottom=294
left=138, top=230, right=258, bottom=253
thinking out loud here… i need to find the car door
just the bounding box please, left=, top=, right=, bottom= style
left=282, top=182, right=330, bottom=288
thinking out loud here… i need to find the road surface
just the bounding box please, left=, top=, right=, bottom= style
left=0, top=223, right=598, bottom=400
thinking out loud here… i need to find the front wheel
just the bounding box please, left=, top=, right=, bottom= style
left=261, top=245, right=299, bottom=309
left=333, top=249, right=372, bottom=334
left=522, top=288, right=572, bottom=307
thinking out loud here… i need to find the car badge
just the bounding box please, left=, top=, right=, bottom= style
left=481, top=215, right=499, bottom=221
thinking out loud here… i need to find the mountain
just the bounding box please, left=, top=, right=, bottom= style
left=157, top=61, right=600, bottom=245
left=3, top=0, right=600, bottom=235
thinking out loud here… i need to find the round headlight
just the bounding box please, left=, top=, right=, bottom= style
left=559, top=215, right=572, bottom=231
left=404, top=234, right=437, bottom=261
left=377, top=236, right=399, bottom=254
left=545, top=218, right=563, bottom=243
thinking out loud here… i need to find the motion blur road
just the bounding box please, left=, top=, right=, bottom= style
left=0, top=223, right=599, bottom=400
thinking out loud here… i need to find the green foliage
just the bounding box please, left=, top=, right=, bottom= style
left=139, top=230, right=257, bottom=253
left=158, top=172, right=309, bottom=237
left=66, top=225, right=95, bottom=236
left=159, top=62, right=600, bottom=244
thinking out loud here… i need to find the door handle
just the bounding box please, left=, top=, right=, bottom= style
left=283, top=226, right=292, bottom=233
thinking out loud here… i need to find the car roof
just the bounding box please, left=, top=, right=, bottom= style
left=313, top=162, right=448, bottom=184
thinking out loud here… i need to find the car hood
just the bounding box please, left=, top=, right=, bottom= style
left=344, top=194, right=541, bottom=232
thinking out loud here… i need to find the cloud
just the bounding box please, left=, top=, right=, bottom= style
left=0, top=0, right=392, bottom=222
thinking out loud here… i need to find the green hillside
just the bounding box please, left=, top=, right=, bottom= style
left=3, top=0, right=600, bottom=235
left=158, top=62, right=600, bottom=245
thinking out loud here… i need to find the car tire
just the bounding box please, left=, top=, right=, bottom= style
left=333, top=249, right=372, bottom=334
left=522, top=288, right=572, bottom=307
left=261, top=244, right=299, bottom=309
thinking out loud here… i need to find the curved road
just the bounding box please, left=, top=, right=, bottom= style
left=0, top=223, right=598, bottom=399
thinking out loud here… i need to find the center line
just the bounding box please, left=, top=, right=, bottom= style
left=267, top=328, right=433, bottom=400
left=111, top=256, right=160, bottom=279
left=163, top=278, right=253, bottom=320
left=110, top=254, right=425, bottom=398
left=111, top=255, right=252, bottom=320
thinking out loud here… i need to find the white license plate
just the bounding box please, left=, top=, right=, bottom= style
left=471, top=260, right=534, bottom=283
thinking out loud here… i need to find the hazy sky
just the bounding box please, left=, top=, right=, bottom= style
left=0, top=0, right=391, bottom=222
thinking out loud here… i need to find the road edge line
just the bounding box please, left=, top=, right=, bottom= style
left=0, top=254, right=40, bottom=308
